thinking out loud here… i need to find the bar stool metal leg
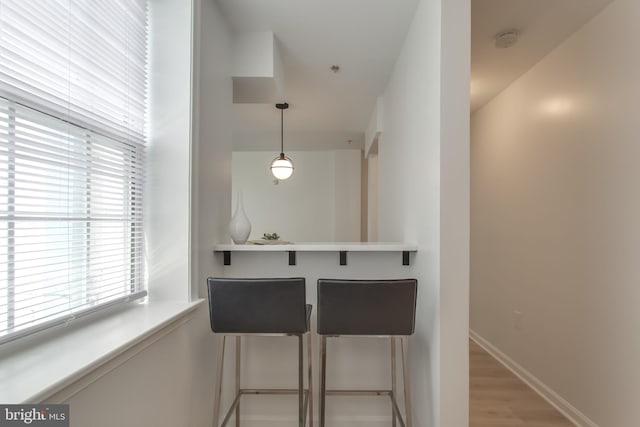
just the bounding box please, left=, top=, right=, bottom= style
left=391, top=337, right=397, bottom=427
left=307, top=332, right=314, bottom=427
left=235, top=336, right=241, bottom=427
left=213, top=335, right=227, bottom=427
left=319, top=336, right=327, bottom=427
left=401, top=337, right=412, bottom=427
left=299, top=334, right=304, bottom=427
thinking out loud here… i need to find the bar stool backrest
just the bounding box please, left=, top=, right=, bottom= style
left=317, top=278, right=417, bottom=336
left=207, top=277, right=308, bottom=334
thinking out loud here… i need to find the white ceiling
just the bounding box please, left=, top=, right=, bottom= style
left=217, top=0, right=420, bottom=151
left=218, top=0, right=614, bottom=150
left=471, top=0, right=613, bottom=111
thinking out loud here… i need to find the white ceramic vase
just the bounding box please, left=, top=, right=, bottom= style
left=230, top=190, right=251, bottom=244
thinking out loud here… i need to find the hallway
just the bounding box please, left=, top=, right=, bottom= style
left=470, top=340, right=574, bottom=427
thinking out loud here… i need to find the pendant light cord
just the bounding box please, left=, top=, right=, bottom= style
left=275, top=102, right=289, bottom=158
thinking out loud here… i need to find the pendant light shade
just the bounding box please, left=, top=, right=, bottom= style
left=271, top=153, right=294, bottom=179
left=271, top=103, right=294, bottom=180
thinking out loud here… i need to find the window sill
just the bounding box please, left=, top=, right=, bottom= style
left=0, top=299, right=203, bottom=403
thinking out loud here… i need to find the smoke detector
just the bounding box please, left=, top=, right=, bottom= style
left=494, top=30, right=519, bottom=49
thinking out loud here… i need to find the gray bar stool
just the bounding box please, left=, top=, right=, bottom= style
left=317, top=278, right=417, bottom=427
left=207, top=277, right=313, bottom=427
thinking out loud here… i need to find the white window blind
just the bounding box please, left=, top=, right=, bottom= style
left=0, top=0, right=148, bottom=345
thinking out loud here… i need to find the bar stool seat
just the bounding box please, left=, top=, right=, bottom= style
left=317, top=278, right=417, bottom=427
left=207, top=277, right=313, bottom=427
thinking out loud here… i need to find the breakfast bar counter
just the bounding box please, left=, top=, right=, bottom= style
left=210, top=241, right=419, bottom=423
left=214, top=242, right=417, bottom=266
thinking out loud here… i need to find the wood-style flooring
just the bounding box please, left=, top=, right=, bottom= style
left=469, top=339, right=575, bottom=427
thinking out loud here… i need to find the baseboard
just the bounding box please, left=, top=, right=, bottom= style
left=469, top=330, right=599, bottom=427
left=237, top=415, right=390, bottom=427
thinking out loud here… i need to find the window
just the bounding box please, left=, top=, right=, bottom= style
left=0, top=1, right=148, bottom=344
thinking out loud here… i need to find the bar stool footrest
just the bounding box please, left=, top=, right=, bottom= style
left=323, top=389, right=407, bottom=427
left=325, top=389, right=391, bottom=396
left=218, top=388, right=311, bottom=427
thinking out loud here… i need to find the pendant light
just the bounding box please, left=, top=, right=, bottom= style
left=270, top=102, right=294, bottom=180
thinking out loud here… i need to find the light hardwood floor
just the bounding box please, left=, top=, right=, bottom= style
left=469, top=339, right=574, bottom=427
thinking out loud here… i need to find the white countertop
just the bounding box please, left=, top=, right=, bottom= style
left=214, top=242, right=417, bottom=252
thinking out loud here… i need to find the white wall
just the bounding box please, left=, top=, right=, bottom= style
left=192, top=0, right=233, bottom=298
left=145, top=0, right=193, bottom=301
left=189, top=0, right=233, bottom=425
left=439, top=0, right=471, bottom=424
left=44, top=1, right=234, bottom=426
left=377, top=0, right=470, bottom=426
left=333, top=149, right=362, bottom=241
left=47, top=308, right=210, bottom=427
left=232, top=150, right=361, bottom=242
left=367, top=152, right=379, bottom=242
left=471, top=0, right=640, bottom=425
